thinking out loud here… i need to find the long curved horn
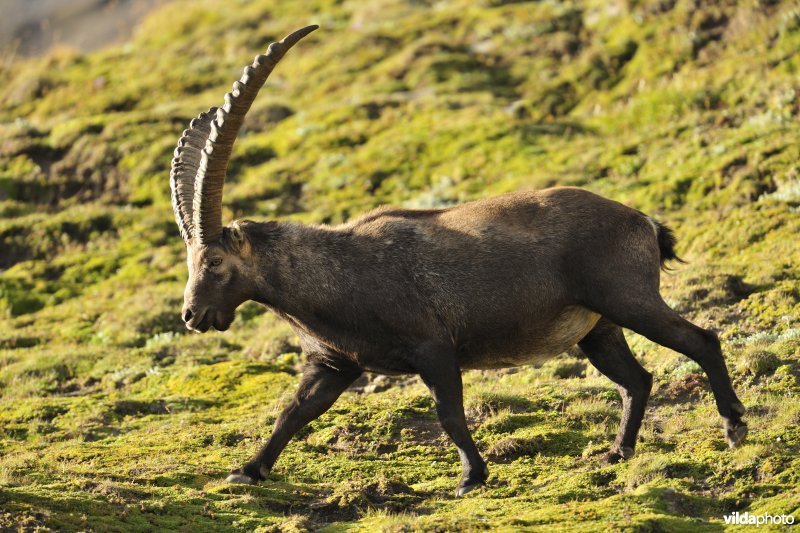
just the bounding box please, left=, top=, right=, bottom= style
left=192, top=24, right=318, bottom=244
left=170, top=108, right=218, bottom=243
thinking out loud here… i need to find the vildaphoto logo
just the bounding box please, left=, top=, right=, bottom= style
left=723, top=511, right=795, bottom=526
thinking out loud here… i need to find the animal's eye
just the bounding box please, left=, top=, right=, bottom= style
left=210, top=257, right=223, bottom=268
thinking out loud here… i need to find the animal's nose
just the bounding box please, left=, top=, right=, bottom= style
left=182, top=306, right=193, bottom=323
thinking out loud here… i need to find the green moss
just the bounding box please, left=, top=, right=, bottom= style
left=0, top=0, right=799, bottom=529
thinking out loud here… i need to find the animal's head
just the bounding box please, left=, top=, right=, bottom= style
left=181, top=223, right=254, bottom=332
left=169, top=25, right=317, bottom=332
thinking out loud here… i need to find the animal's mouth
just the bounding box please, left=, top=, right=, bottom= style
left=186, top=308, right=212, bottom=332
left=186, top=308, right=233, bottom=333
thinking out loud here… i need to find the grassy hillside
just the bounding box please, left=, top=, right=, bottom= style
left=1, top=0, right=799, bottom=530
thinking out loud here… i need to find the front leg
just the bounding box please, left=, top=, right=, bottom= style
left=226, top=361, right=362, bottom=484
left=414, top=344, right=488, bottom=497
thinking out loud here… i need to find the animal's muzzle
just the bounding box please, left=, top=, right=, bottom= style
left=182, top=304, right=210, bottom=332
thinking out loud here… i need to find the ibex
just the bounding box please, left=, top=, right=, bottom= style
left=170, top=26, right=747, bottom=496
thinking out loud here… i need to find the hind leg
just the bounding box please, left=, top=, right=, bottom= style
left=601, top=299, right=747, bottom=448
left=579, top=318, right=653, bottom=463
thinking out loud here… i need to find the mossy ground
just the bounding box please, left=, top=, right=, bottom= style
left=1, top=0, right=799, bottom=530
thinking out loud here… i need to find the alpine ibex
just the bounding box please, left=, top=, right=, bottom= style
left=170, top=26, right=747, bottom=496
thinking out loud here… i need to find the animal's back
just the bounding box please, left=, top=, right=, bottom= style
left=349, top=186, right=641, bottom=242
left=342, top=187, right=651, bottom=368
left=347, top=187, right=648, bottom=291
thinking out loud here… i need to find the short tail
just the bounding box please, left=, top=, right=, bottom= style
left=651, top=219, right=684, bottom=271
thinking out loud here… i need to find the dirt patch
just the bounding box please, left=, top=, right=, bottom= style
left=487, top=430, right=589, bottom=463
left=465, top=391, right=535, bottom=422
left=349, top=373, right=419, bottom=394
left=310, top=475, right=423, bottom=521
left=658, top=373, right=709, bottom=405
left=400, top=419, right=446, bottom=447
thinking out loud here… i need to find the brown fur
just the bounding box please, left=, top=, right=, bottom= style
left=184, top=188, right=634, bottom=371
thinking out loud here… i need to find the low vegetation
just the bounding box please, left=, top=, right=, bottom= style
left=1, top=0, right=798, bottom=530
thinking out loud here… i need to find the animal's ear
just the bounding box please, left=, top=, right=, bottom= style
left=225, top=222, right=248, bottom=252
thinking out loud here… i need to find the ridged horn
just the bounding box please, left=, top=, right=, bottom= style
left=170, top=108, right=218, bottom=243
left=192, top=24, right=318, bottom=244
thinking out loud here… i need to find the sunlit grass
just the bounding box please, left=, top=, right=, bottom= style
left=0, top=0, right=798, bottom=529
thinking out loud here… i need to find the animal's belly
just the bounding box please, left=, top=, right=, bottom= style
left=459, top=305, right=601, bottom=370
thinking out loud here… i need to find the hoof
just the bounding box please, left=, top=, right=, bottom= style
left=455, top=465, right=489, bottom=497
left=455, top=479, right=484, bottom=497
left=224, top=472, right=258, bottom=485
left=726, top=422, right=748, bottom=448
left=604, top=446, right=635, bottom=465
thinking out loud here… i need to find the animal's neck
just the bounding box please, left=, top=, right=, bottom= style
left=247, top=220, right=349, bottom=321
